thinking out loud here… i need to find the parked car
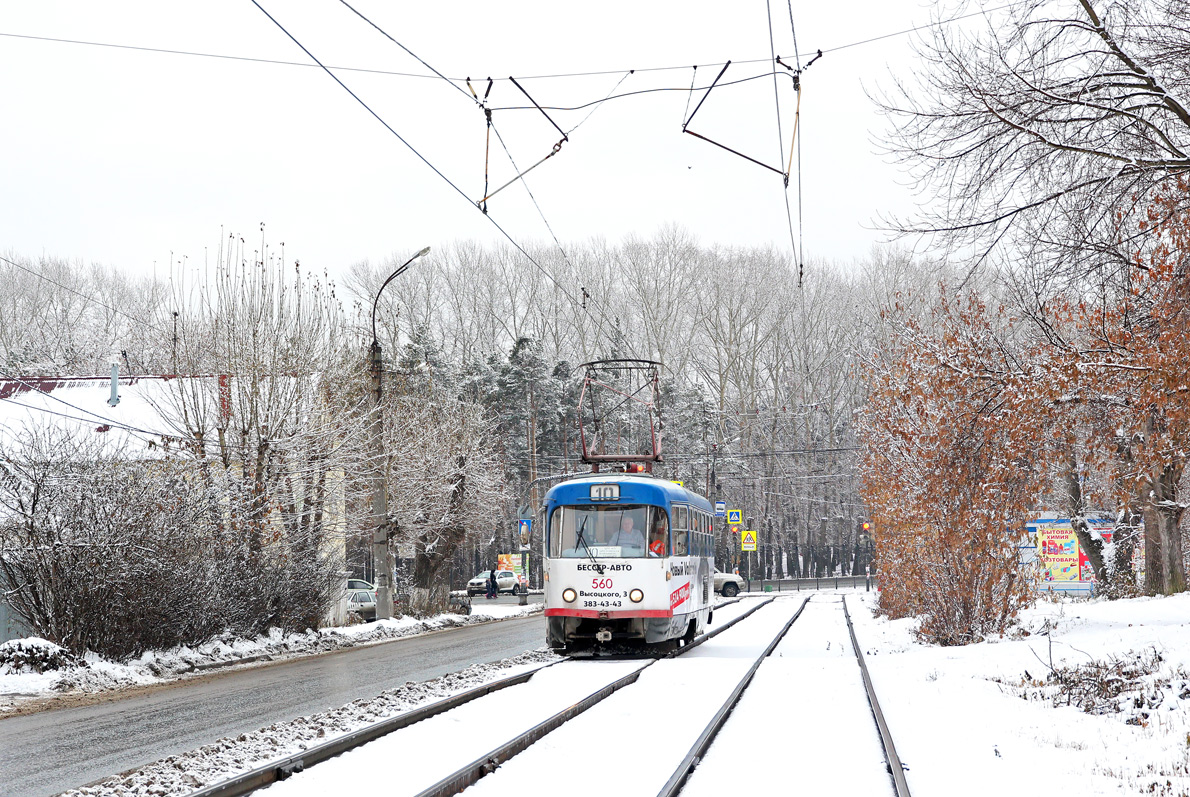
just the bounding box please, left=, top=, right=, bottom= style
left=714, top=569, right=744, bottom=597
left=346, top=589, right=377, bottom=621
left=466, top=570, right=522, bottom=596
left=347, top=579, right=374, bottom=591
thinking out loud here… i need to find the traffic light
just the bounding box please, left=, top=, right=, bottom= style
left=862, top=522, right=871, bottom=532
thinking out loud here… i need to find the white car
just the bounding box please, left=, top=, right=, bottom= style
left=714, top=569, right=744, bottom=597
left=466, top=570, right=523, bottom=596
left=346, top=589, right=377, bottom=621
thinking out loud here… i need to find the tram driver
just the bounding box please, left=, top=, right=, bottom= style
left=609, top=512, right=646, bottom=549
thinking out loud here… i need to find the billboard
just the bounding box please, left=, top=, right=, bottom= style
left=1038, top=523, right=1079, bottom=582
left=498, top=553, right=529, bottom=586
left=1028, top=518, right=1115, bottom=585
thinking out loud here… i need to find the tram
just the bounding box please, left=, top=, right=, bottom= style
left=542, top=471, right=715, bottom=654
left=540, top=359, right=715, bottom=654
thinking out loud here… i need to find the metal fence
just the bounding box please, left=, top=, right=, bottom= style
left=740, top=575, right=877, bottom=593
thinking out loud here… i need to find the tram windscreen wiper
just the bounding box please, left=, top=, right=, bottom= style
left=574, top=516, right=603, bottom=573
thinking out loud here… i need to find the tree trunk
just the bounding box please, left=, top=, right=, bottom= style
left=408, top=456, right=470, bottom=616
left=1144, top=462, right=1187, bottom=595
left=1106, top=504, right=1141, bottom=599
left=1062, top=446, right=1107, bottom=584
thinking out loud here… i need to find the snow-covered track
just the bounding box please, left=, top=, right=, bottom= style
left=185, top=664, right=557, bottom=797
left=843, top=594, right=912, bottom=797
left=656, top=595, right=810, bottom=796
left=410, top=597, right=773, bottom=797
left=190, top=598, right=768, bottom=797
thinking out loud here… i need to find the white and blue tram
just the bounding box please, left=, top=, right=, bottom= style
left=542, top=472, right=716, bottom=654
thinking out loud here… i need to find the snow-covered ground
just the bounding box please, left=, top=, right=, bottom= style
left=10, top=591, right=1190, bottom=796
left=0, top=602, right=541, bottom=713
left=854, top=590, right=1190, bottom=796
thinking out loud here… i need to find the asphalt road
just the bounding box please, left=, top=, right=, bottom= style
left=0, top=611, right=546, bottom=797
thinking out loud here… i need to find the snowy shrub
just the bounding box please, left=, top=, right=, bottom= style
left=0, top=637, right=82, bottom=673
left=859, top=288, right=1041, bottom=645
left=1005, top=648, right=1189, bottom=725
left=0, top=426, right=349, bottom=659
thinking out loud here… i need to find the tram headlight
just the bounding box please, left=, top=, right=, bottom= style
left=562, top=588, right=577, bottom=603
left=629, top=589, right=644, bottom=603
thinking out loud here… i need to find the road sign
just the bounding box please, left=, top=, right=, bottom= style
left=727, top=509, right=742, bottom=524
left=518, top=518, right=532, bottom=545
left=714, top=501, right=726, bottom=517
left=741, top=529, right=757, bottom=551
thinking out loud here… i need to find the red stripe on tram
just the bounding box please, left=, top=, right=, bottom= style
left=544, top=608, right=674, bottom=619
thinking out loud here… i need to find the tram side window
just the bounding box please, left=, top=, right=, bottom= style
left=674, top=504, right=688, bottom=556
left=649, top=510, right=670, bottom=557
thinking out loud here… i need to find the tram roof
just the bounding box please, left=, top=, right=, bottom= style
left=543, top=473, right=712, bottom=510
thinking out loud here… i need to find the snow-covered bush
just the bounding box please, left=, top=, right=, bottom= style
left=0, top=426, right=348, bottom=659
left=0, top=637, right=82, bottom=673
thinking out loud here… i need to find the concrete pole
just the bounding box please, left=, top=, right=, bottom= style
left=371, top=341, right=394, bottom=620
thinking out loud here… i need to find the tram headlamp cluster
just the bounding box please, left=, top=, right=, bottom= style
left=629, top=589, right=644, bottom=603
left=562, top=588, right=577, bottom=603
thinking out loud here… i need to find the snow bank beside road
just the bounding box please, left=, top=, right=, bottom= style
left=0, top=603, right=542, bottom=712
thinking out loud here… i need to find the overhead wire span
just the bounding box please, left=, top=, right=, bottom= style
left=327, top=1, right=644, bottom=362
left=255, top=0, right=632, bottom=361
left=681, top=60, right=787, bottom=177
left=509, top=76, right=569, bottom=142
left=566, top=70, right=633, bottom=136
left=1, top=2, right=1031, bottom=84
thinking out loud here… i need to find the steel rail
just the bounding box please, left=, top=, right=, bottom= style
left=190, top=597, right=769, bottom=797
left=843, top=594, right=912, bottom=797
left=655, top=596, right=810, bottom=797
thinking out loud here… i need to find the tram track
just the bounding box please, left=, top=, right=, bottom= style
left=676, top=594, right=910, bottom=797
left=843, top=594, right=912, bottom=797
left=189, top=597, right=769, bottom=797
left=191, top=594, right=912, bottom=797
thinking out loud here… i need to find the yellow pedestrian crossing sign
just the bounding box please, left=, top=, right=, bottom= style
left=741, top=529, right=757, bottom=551
left=727, top=509, right=742, bottom=525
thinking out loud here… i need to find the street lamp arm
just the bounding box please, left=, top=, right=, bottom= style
left=371, top=246, right=431, bottom=345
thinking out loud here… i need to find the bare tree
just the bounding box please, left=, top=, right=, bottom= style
left=879, top=0, right=1190, bottom=279
left=156, top=230, right=368, bottom=629
left=385, top=390, right=507, bottom=616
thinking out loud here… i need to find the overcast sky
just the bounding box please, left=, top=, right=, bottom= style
left=0, top=1, right=956, bottom=282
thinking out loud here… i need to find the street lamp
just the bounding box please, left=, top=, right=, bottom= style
left=370, top=246, right=430, bottom=620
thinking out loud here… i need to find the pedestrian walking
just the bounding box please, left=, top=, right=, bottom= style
left=486, top=568, right=498, bottom=599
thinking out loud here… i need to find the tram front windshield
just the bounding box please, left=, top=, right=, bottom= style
left=549, top=505, right=660, bottom=558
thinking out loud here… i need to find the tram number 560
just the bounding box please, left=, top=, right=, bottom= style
left=591, top=578, right=614, bottom=589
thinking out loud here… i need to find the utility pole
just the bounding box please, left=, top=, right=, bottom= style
left=369, top=246, right=430, bottom=621
left=370, top=340, right=394, bottom=620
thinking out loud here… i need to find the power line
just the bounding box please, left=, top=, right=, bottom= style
left=0, top=254, right=171, bottom=340
left=0, top=2, right=1028, bottom=83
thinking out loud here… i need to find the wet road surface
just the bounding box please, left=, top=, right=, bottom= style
left=0, top=613, right=545, bottom=797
